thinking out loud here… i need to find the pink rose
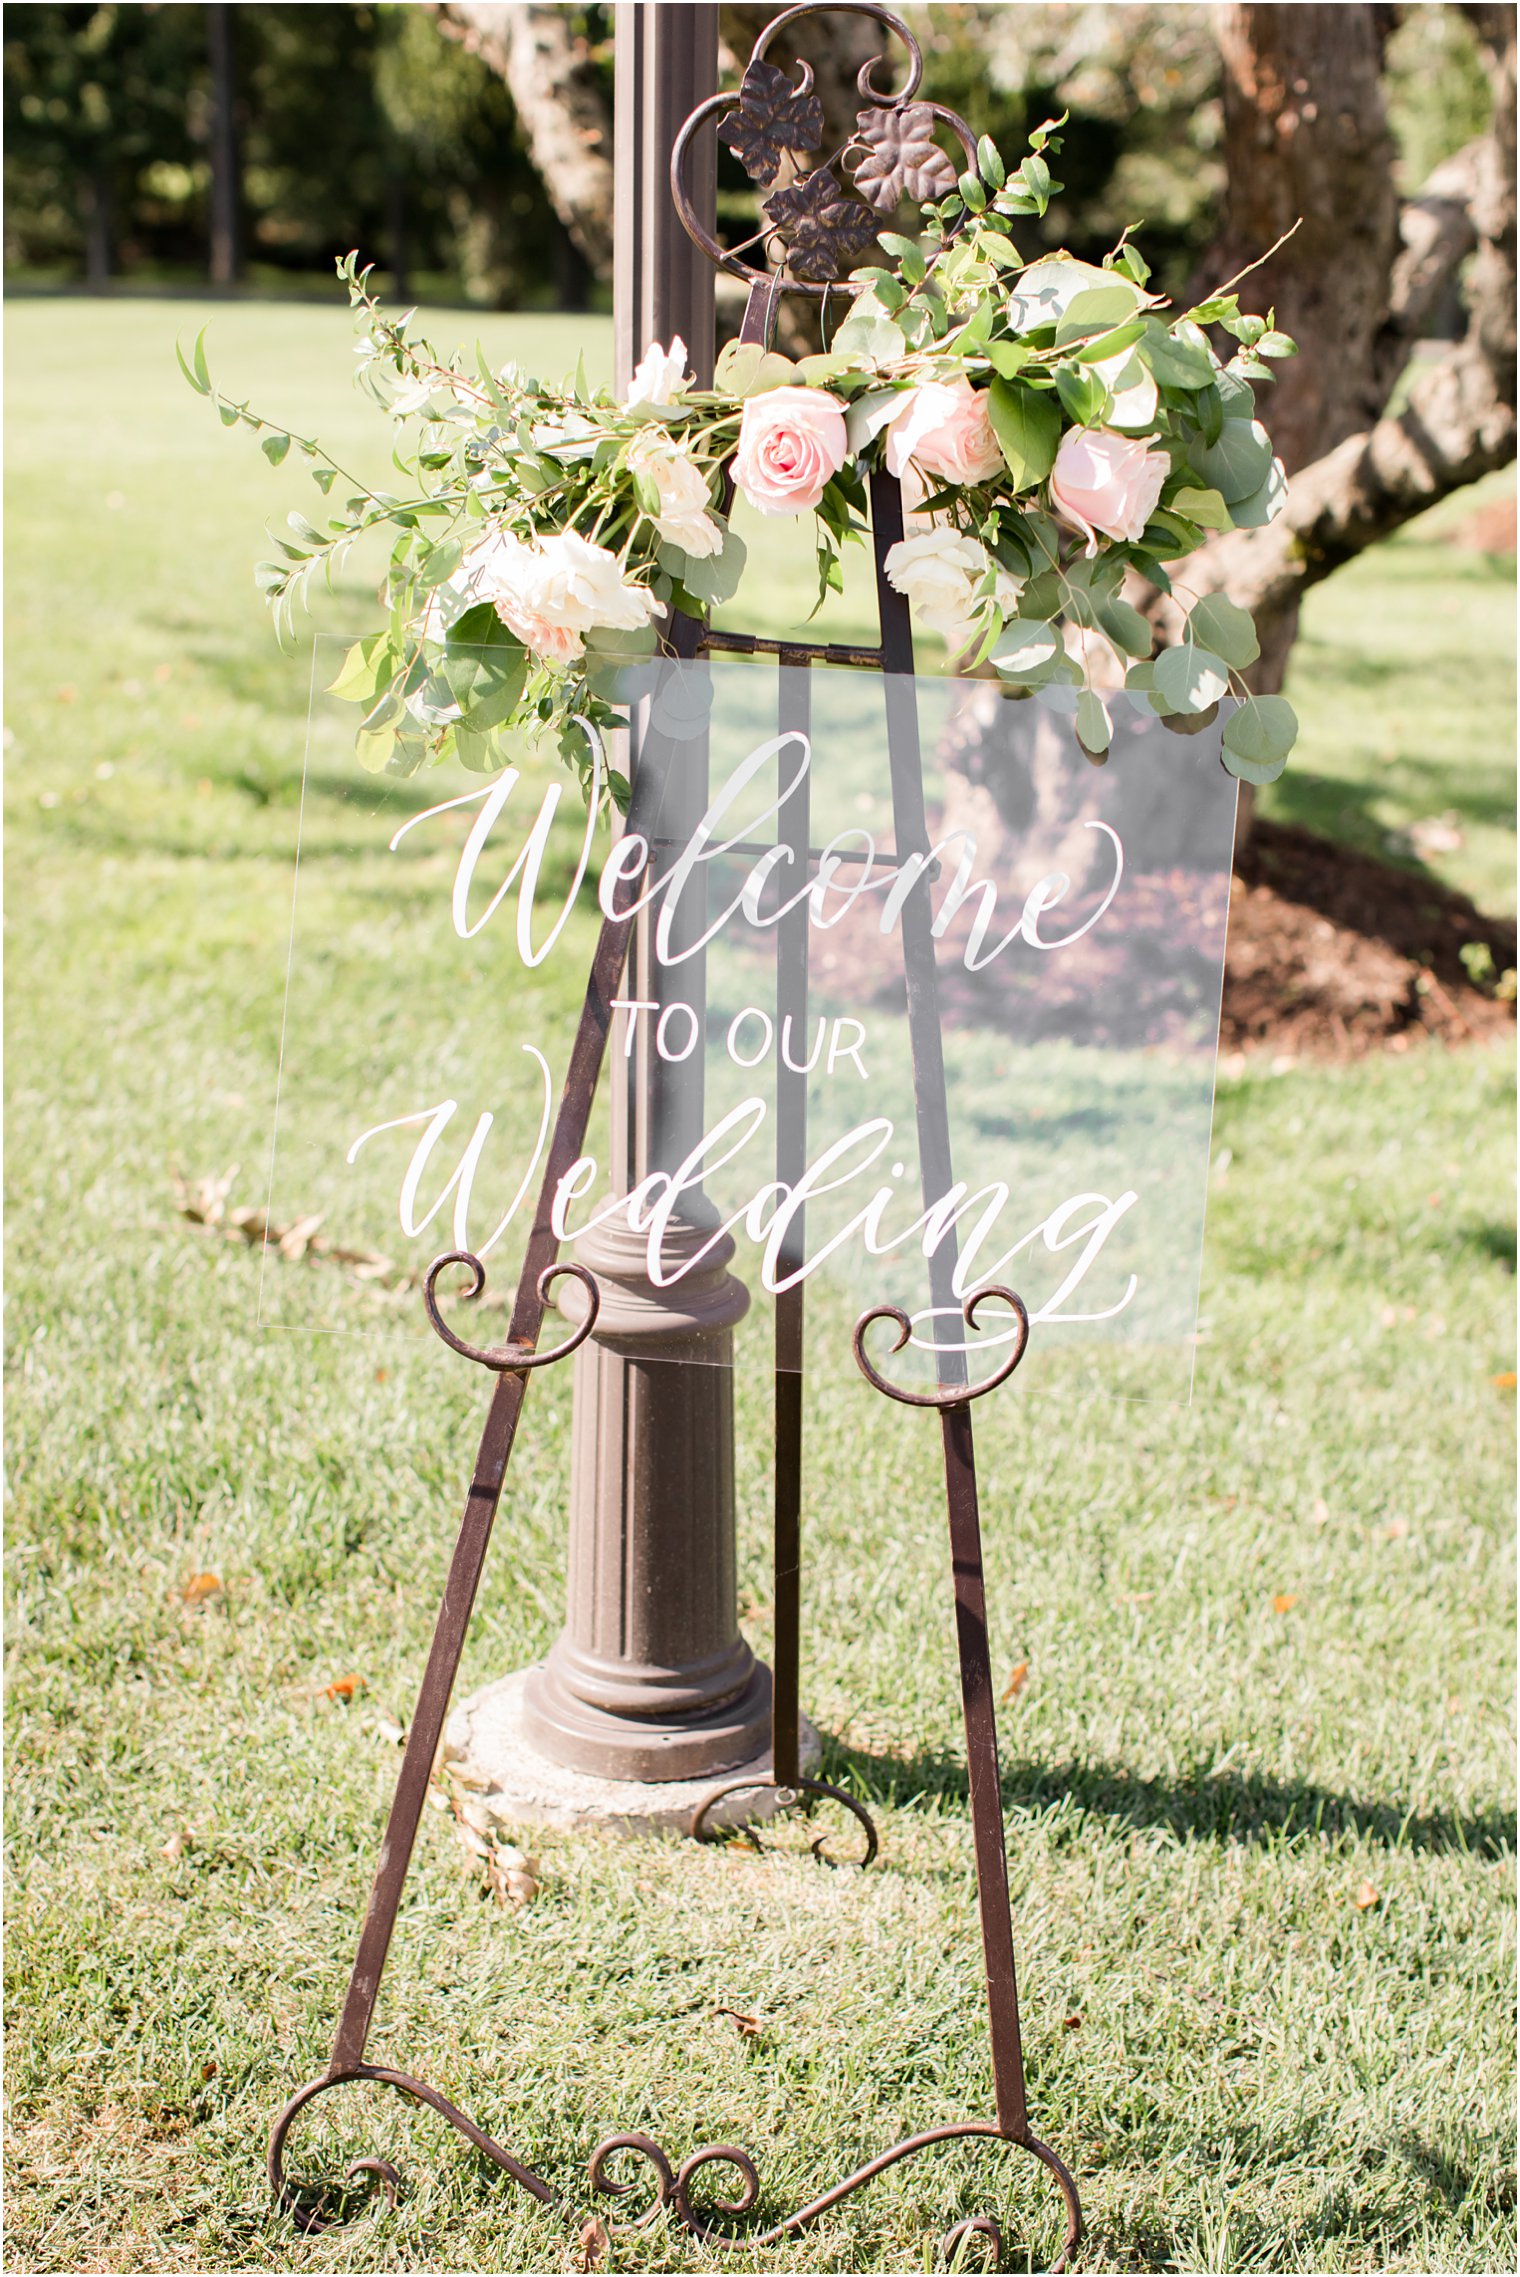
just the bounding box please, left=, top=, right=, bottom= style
left=732, top=386, right=849, bottom=516
left=1049, top=428, right=1169, bottom=553
left=885, top=378, right=1003, bottom=508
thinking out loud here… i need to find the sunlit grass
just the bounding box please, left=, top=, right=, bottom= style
left=4, top=299, right=1515, bottom=2274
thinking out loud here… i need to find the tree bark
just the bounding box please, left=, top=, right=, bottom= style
left=1170, top=4, right=1515, bottom=679
left=207, top=2, right=241, bottom=287
left=1199, top=5, right=1400, bottom=475
left=436, top=3, right=616, bottom=276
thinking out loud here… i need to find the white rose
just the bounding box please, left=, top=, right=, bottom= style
left=625, top=335, right=691, bottom=410
left=626, top=430, right=723, bottom=559
left=883, top=528, right=1022, bottom=654
left=463, top=526, right=660, bottom=664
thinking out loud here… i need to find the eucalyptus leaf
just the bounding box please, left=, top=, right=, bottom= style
left=1153, top=643, right=1230, bottom=714
left=1228, top=456, right=1289, bottom=528
left=1186, top=592, right=1260, bottom=670
left=992, top=619, right=1062, bottom=678
left=1096, top=596, right=1153, bottom=659
left=660, top=525, right=748, bottom=607
left=1075, top=688, right=1112, bottom=756
left=713, top=341, right=796, bottom=396
left=1188, top=417, right=1273, bottom=505
left=1221, top=693, right=1298, bottom=781
left=832, top=312, right=907, bottom=366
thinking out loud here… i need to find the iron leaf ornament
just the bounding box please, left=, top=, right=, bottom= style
left=849, top=100, right=960, bottom=210
left=764, top=164, right=885, bottom=282
left=719, top=57, right=824, bottom=186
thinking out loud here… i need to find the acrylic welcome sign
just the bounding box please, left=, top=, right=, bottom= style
left=266, top=642, right=1237, bottom=1402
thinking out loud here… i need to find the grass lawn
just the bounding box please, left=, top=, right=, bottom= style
left=4, top=298, right=1515, bottom=2275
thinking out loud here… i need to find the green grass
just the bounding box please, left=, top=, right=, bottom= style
left=4, top=299, right=1515, bottom=2275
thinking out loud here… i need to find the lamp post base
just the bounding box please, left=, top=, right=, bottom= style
left=443, top=1669, right=820, bottom=1839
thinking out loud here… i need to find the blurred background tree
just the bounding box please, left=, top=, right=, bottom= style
left=2, top=2, right=1494, bottom=309
left=4, top=0, right=1511, bottom=848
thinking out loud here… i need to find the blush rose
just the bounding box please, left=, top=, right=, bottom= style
left=732, top=386, right=849, bottom=516
left=1049, top=428, right=1169, bottom=553
left=884, top=378, right=1003, bottom=509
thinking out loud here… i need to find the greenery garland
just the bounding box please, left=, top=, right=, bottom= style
left=186, top=116, right=1300, bottom=799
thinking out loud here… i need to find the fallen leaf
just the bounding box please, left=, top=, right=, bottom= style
left=1491, top=1371, right=1517, bottom=1391
left=1062, top=2014, right=1083, bottom=2031
left=1272, top=1593, right=1298, bottom=1615
left=1001, top=1661, right=1029, bottom=1703
left=1379, top=1517, right=1410, bottom=1541
left=713, top=2006, right=762, bottom=2038
left=372, top=1717, right=405, bottom=1747
left=160, top=1831, right=187, bottom=1861
left=201, top=2059, right=218, bottom=2082
left=578, top=2217, right=609, bottom=2270
left=182, top=1572, right=221, bottom=1604
left=324, top=1673, right=364, bottom=1701
left=1353, top=1880, right=1380, bottom=1911
left=374, top=1367, right=390, bottom=1383
left=1309, top=1497, right=1330, bottom=1527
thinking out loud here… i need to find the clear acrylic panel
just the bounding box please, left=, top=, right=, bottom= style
left=267, top=642, right=1237, bottom=1402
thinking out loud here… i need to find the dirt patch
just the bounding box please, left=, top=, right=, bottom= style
left=1447, top=495, right=1517, bottom=553
left=1223, top=819, right=1516, bottom=1057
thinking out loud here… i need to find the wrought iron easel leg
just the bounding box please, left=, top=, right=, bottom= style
left=690, top=646, right=880, bottom=1866
left=269, top=895, right=636, bottom=2226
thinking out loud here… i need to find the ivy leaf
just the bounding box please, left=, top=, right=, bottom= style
left=1221, top=694, right=1298, bottom=782
left=176, top=325, right=212, bottom=396
left=850, top=100, right=959, bottom=210
left=1167, top=484, right=1235, bottom=534
left=1054, top=362, right=1111, bottom=426
left=719, top=59, right=823, bottom=186
left=1153, top=643, right=1231, bottom=714
left=328, top=632, right=400, bottom=706
left=1054, top=285, right=1141, bottom=345
left=1186, top=593, right=1260, bottom=670
left=988, top=379, right=1061, bottom=494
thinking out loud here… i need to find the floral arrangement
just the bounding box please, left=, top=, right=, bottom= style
left=186, top=116, right=1299, bottom=794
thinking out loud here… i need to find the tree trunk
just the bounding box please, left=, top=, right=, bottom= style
left=436, top=3, right=616, bottom=276
left=207, top=2, right=241, bottom=287
left=81, top=164, right=112, bottom=288
left=1199, top=5, right=1400, bottom=476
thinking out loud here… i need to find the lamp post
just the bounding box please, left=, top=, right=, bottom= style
left=515, top=2, right=774, bottom=1784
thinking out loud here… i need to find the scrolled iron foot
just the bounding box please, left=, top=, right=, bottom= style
left=590, top=2120, right=1081, bottom=2268
left=688, top=1773, right=880, bottom=1867
left=268, top=2062, right=554, bottom=2233
left=423, top=1250, right=600, bottom=1373
left=853, top=1285, right=1030, bottom=1410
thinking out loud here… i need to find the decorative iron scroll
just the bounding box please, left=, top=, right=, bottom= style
left=671, top=2, right=977, bottom=294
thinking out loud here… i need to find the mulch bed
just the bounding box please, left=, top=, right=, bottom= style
left=1222, top=819, right=1516, bottom=1057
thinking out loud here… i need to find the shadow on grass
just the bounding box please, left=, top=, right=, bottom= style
left=820, top=1739, right=1516, bottom=1860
